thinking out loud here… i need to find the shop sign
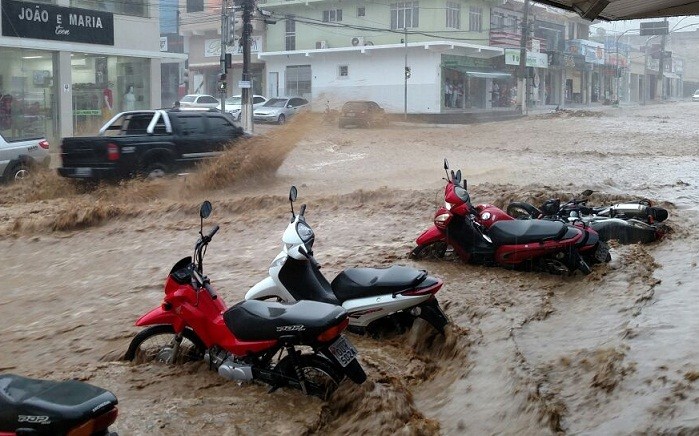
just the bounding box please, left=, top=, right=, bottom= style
left=204, top=37, right=263, bottom=57
left=1, top=0, right=114, bottom=45
left=442, top=54, right=491, bottom=69
left=504, top=49, right=548, bottom=68
left=565, top=40, right=604, bottom=65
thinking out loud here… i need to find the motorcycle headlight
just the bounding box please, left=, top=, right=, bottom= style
left=296, top=221, right=314, bottom=242
left=434, top=213, right=452, bottom=229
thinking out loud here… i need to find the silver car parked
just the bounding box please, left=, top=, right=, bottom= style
left=253, top=97, right=310, bottom=124
left=0, top=132, right=50, bottom=183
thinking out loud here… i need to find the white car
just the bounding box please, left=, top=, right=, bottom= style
left=223, top=95, right=268, bottom=120
left=692, top=90, right=699, bottom=102
left=178, top=94, right=221, bottom=109
left=1, top=132, right=50, bottom=183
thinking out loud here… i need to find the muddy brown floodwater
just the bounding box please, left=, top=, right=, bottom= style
left=1, top=103, right=698, bottom=435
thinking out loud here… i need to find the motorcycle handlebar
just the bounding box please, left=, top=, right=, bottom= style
left=203, top=282, right=218, bottom=300
left=207, top=225, right=220, bottom=240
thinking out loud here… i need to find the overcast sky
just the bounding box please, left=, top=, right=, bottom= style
left=590, top=16, right=699, bottom=36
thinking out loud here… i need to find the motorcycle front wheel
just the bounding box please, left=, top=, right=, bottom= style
left=506, top=202, right=541, bottom=219
left=278, top=353, right=343, bottom=400
left=124, top=325, right=205, bottom=364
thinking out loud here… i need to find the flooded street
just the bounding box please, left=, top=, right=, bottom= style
left=1, top=102, right=698, bottom=434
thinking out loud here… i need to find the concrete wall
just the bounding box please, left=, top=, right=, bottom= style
left=262, top=47, right=443, bottom=113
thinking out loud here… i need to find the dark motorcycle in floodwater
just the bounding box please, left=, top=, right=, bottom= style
left=0, top=374, right=118, bottom=436
left=125, top=200, right=366, bottom=400
left=411, top=159, right=610, bottom=275
left=507, top=191, right=669, bottom=244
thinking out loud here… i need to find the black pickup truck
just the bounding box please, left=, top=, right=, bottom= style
left=58, top=109, right=244, bottom=180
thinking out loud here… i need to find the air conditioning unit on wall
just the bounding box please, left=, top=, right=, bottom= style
left=316, top=40, right=327, bottom=49
left=351, top=36, right=365, bottom=46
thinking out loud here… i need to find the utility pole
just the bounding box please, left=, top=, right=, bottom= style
left=219, top=0, right=229, bottom=112
left=657, top=17, right=668, bottom=101
left=404, top=26, right=408, bottom=120
left=518, top=0, right=530, bottom=114
left=240, top=0, right=254, bottom=133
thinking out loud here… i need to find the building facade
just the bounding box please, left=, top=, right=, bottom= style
left=258, top=0, right=505, bottom=112
left=0, top=0, right=181, bottom=143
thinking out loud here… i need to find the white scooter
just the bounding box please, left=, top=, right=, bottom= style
left=245, top=186, right=449, bottom=335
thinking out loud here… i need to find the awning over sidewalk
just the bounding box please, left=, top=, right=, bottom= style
left=444, top=67, right=512, bottom=79
left=463, top=71, right=512, bottom=79
left=663, top=72, right=681, bottom=79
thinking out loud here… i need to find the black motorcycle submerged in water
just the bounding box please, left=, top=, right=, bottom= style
left=507, top=190, right=669, bottom=244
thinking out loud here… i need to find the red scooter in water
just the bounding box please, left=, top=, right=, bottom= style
left=410, top=159, right=610, bottom=275
left=125, top=200, right=366, bottom=399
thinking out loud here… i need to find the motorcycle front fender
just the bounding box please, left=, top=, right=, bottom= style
left=135, top=306, right=184, bottom=331
left=416, top=225, right=446, bottom=246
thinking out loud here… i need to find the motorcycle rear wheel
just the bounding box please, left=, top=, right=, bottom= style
left=409, top=241, right=448, bottom=259
left=125, top=325, right=205, bottom=364
left=278, top=353, right=343, bottom=400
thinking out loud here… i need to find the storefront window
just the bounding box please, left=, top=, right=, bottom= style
left=71, top=0, right=148, bottom=18
left=72, top=54, right=150, bottom=135
left=0, top=47, right=57, bottom=142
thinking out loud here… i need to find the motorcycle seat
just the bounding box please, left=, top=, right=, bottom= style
left=331, top=265, right=427, bottom=302
left=488, top=219, right=570, bottom=245
left=0, top=374, right=117, bottom=435
left=224, top=300, right=347, bottom=342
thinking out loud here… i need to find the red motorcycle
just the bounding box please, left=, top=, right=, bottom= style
left=410, top=159, right=610, bottom=275
left=125, top=201, right=366, bottom=399
left=0, top=374, right=118, bottom=436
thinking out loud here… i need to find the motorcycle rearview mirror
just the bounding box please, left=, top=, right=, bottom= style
left=199, top=200, right=212, bottom=235
left=455, top=169, right=462, bottom=185
left=289, top=186, right=298, bottom=220
left=443, top=158, right=450, bottom=180
left=200, top=201, right=212, bottom=219
left=581, top=189, right=594, bottom=197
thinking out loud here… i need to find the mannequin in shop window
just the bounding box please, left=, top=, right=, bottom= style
left=123, top=85, right=136, bottom=111
left=102, top=82, right=114, bottom=121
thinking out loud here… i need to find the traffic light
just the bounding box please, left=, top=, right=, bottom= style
left=405, top=66, right=411, bottom=79
left=218, top=81, right=227, bottom=92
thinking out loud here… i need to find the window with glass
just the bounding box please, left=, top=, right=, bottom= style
left=357, top=7, right=365, bottom=17
left=0, top=47, right=57, bottom=142
left=285, top=65, right=311, bottom=97
left=446, top=2, right=460, bottom=29
left=71, top=0, right=148, bottom=18
left=507, top=15, right=519, bottom=33
left=285, top=16, right=296, bottom=51
left=469, top=6, right=482, bottom=32
left=72, top=54, right=150, bottom=135
left=186, top=0, right=204, bottom=12
left=323, top=9, right=343, bottom=22
left=491, top=12, right=504, bottom=32
left=390, top=2, right=419, bottom=30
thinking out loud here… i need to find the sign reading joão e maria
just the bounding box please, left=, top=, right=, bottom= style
left=1, top=0, right=114, bottom=45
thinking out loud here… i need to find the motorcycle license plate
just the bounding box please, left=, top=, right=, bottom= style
left=328, top=335, right=358, bottom=367
left=594, top=242, right=610, bottom=262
